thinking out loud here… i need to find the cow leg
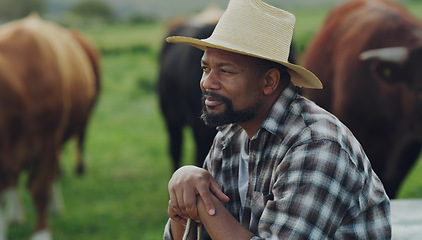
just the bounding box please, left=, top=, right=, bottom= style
left=28, top=174, right=54, bottom=240
left=74, top=132, right=85, bottom=175
left=0, top=138, right=24, bottom=226
left=167, top=124, right=183, bottom=172
left=28, top=141, right=59, bottom=240
left=28, top=177, right=53, bottom=240
left=192, top=123, right=216, bottom=168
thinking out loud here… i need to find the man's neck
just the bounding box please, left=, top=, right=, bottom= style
left=239, top=94, right=280, bottom=139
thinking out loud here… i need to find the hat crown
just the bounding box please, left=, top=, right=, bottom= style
left=209, top=0, right=295, bottom=62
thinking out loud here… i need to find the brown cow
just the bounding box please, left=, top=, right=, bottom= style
left=0, top=14, right=100, bottom=239
left=302, top=0, right=422, bottom=198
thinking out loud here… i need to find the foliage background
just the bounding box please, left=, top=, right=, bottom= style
left=3, top=0, right=422, bottom=239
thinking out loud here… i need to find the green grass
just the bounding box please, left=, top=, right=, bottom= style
left=6, top=1, right=422, bottom=239
left=397, top=154, right=422, bottom=198
left=81, top=22, right=165, bottom=54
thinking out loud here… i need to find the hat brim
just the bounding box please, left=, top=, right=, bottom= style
left=166, top=36, right=323, bottom=89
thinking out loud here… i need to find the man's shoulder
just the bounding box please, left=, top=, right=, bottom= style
left=282, top=94, right=358, bottom=147
left=263, top=86, right=345, bottom=138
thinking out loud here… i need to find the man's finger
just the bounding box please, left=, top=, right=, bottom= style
left=176, top=189, right=189, bottom=217
left=183, top=188, right=199, bottom=220
left=197, top=188, right=216, bottom=215
left=173, top=188, right=189, bottom=217
left=169, top=193, right=185, bottom=218
left=210, top=180, right=230, bottom=203
left=168, top=191, right=180, bottom=214
left=168, top=202, right=187, bottom=226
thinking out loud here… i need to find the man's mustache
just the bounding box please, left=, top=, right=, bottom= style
left=202, top=90, right=231, bottom=104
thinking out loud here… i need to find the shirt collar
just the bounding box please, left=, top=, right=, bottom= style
left=258, top=85, right=298, bottom=138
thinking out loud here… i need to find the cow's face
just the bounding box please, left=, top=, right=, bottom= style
left=360, top=45, right=422, bottom=91
left=361, top=45, right=422, bottom=124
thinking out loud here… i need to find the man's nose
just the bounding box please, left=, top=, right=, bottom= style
left=200, top=71, right=220, bottom=91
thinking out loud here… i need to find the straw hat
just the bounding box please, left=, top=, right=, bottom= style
left=166, top=0, right=322, bottom=89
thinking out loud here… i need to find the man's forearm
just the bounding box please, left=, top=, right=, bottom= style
left=197, top=195, right=255, bottom=240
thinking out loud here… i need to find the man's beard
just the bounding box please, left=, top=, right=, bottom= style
left=201, top=91, right=261, bottom=127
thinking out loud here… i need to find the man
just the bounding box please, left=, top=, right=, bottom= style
left=163, top=0, right=392, bottom=239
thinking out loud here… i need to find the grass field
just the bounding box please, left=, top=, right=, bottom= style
left=6, top=1, right=422, bottom=239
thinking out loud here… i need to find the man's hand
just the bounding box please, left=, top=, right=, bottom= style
left=168, top=165, right=229, bottom=223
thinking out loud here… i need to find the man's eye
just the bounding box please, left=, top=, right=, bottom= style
left=202, top=66, right=209, bottom=72
left=221, top=69, right=234, bottom=74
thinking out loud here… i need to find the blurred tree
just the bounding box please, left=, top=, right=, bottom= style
left=68, top=0, right=115, bottom=24
left=0, top=0, right=45, bottom=22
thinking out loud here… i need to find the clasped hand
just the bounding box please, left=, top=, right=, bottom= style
left=168, top=165, right=230, bottom=225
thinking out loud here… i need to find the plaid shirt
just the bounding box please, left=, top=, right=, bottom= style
left=164, top=86, right=391, bottom=239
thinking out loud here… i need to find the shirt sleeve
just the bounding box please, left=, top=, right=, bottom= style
left=163, top=218, right=173, bottom=240
left=252, top=139, right=390, bottom=239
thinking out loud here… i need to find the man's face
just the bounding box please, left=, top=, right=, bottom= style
left=200, top=48, right=265, bottom=127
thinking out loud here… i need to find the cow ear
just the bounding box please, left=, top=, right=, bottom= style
left=369, top=61, right=405, bottom=84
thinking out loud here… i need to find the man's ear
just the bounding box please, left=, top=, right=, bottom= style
left=263, top=68, right=280, bottom=95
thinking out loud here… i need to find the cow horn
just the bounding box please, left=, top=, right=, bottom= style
left=359, top=47, right=409, bottom=64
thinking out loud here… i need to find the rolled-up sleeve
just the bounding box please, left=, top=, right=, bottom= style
left=163, top=218, right=173, bottom=240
